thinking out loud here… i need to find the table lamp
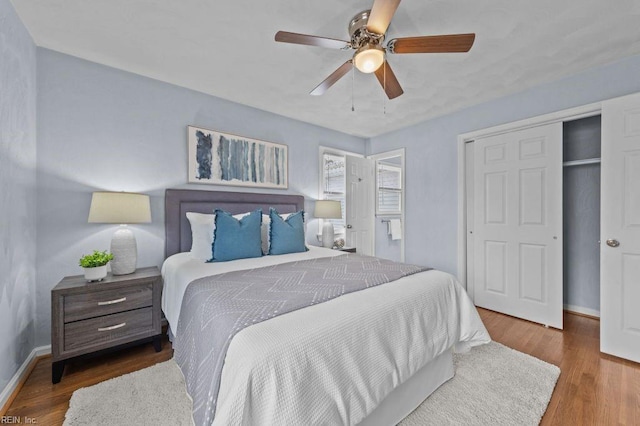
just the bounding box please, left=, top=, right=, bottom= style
left=314, top=200, right=342, bottom=248
left=88, top=191, right=151, bottom=275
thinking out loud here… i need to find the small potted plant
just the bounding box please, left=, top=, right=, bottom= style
left=79, top=250, right=114, bottom=282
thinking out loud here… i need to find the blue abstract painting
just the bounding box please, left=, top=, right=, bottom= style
left=188, top=126, right=288, bottom=189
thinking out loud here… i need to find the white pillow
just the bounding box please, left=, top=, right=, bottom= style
left=186, top=211, right=270, bottom=260
left=186, top=212, right=216, bottom=261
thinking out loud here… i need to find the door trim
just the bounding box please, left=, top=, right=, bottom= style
left=457, top=102, right=601, bottom=296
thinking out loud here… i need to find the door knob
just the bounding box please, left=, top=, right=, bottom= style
left=606, top=239, right=620, bottom=248
left=346, top=224, right=353, bottom=229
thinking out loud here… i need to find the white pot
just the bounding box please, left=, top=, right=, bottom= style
left=84, top=265, right=108, bottom=282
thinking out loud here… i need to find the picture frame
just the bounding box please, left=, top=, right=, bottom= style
left=187, top=126, right=288, bottom=189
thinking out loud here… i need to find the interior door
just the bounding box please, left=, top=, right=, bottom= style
left=345, top=156, right=374, bottom=255
left=601, top=93, right=640, bottom=362
left=473, top=123, right=563, bottom=329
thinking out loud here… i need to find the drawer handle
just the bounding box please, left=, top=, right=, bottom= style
left=98, top=322, right=127, bottom=332
left=98, top=297, right=127, bottom=306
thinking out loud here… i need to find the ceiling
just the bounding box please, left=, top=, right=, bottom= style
left=11, top=0, right=640, bottom=138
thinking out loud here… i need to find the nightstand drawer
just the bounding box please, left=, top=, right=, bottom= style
left=64, top=283, right=153, bottom=323
left=64, top=307, right=153, bottom=352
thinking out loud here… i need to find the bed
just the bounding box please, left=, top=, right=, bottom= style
left=162, top=189, right=490, bottom=426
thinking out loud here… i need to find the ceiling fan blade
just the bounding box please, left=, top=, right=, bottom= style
left=310, top=61, right=353, bottom=96
left=275, top=31, right=350, bottom=50
left=374, top=60, right=403, bottom=99
left=388, top=33, right=475, bottom=54
left=367, top=0, right=401, bottom=35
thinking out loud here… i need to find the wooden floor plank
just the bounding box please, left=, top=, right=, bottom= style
left=5, top=309, right=640, bottom=425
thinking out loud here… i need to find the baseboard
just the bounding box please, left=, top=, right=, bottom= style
left=0, top=344, right=51, bottom=416
left=564, top=304, right=600, bottom=319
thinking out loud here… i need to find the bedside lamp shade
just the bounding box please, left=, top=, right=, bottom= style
left=315, top=200, right=342, bottom=248
left=88, top=192, right=151, bottom=224
left=314, top=200, right=342, bottom=219
left=88, top=192, right=151, bottom=275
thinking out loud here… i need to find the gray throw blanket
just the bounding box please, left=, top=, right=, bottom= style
left=174, top=253, right=429, bottom=426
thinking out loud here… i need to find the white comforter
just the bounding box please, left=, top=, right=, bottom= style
left=162, top=247, right=490, bottom=425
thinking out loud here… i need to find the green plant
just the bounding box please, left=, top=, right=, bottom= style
left=79, top=250, right=114, bottom=268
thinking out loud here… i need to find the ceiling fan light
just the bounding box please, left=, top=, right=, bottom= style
left=354, top=44, right=384, bottom=73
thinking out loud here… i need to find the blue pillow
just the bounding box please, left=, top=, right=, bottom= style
left=210, top=209, right=263, bottom=262
left=268, top=208, right=308, bottom=255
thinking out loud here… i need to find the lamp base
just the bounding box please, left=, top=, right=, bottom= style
left=321, top=222, right=335, bottom=248
left=110, top=226, right=137, bottom=275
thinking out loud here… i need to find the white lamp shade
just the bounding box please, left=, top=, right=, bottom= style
left=315, top=200, right=342, bottom=219
left=88, top=192, right=151, bottom=224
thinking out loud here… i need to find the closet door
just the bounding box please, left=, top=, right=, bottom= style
left=601, top=93, right=640, bottom=363
left=473, top=123, right=563, bottom=329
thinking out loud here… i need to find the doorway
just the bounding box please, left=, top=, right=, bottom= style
left=369, top=149, right=406, bottom=262
left=318, top=147, right=405, bottom=259
left=562, top=116, right=602, bottom=318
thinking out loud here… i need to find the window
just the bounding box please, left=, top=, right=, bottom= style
left=321, top=152, right=346, bottom=234
left=377, top=162, right=402, bottom=215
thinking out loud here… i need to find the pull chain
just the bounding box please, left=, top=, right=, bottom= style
left=351, top=64, right=355, bottom=112
left=383, top=57, right=387, bottom=115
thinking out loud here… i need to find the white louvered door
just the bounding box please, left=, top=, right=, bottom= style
left=473, top=123, right=563, bottom=329
left=601, top=93, right=640, bottom=362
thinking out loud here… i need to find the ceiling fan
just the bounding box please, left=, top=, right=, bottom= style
left=275, top=0, right=475, bottom=100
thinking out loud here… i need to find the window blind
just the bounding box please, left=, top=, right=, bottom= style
left=377, top=164, right=402, bottom=214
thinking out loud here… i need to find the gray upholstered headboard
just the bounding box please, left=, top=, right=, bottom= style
left=165, top=189, right=305, bottom=259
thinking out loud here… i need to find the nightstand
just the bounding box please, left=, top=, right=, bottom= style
left=337, top=246, right=356, bottom=253
left=51, top=267, right=162, bottom=383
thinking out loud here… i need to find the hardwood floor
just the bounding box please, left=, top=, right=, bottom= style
left=5, top=309, right=640, bottom=425
left=479, top=309, right=640, bottom=426
left=4, top=336, right=173, bottom=425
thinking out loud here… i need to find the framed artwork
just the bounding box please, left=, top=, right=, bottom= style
left=188, top=126, right=288, bottom=189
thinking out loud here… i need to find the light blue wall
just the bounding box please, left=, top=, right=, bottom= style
left=368, top=54, right=640, bottom=274
left=0, top=0, right=37, bottom=394
left=35, top=49, right=365, bottom=345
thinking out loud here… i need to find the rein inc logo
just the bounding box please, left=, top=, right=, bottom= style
left=1, top=417, right=37, bottom=424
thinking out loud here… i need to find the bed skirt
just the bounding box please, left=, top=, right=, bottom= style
left=359, top=349, right=454, bottom=426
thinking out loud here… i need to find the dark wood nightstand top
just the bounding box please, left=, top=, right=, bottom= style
left=337, top=247, right=356, bottom=253
left=52, top=267, right=160, bottom=292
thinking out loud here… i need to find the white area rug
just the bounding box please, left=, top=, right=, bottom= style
left=64, top=342, right=559, bottom=426
left=400, top=342, right=560, bottom=426
left=63, top=361, right=193, bottom=426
